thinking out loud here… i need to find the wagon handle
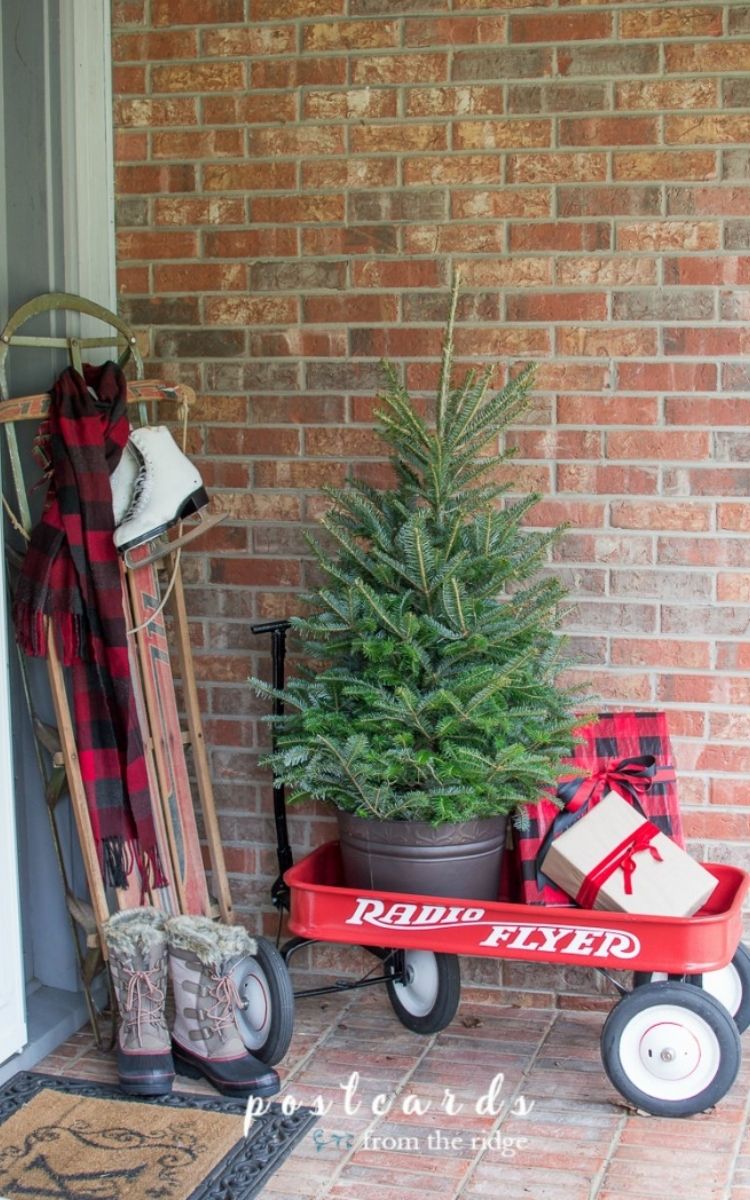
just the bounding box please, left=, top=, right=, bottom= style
left=251, top=620, right=293, bottom=910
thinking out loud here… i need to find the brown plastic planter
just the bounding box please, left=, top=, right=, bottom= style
left=337, top=811, right=507, bottom=901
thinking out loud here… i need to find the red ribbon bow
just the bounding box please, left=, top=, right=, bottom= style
left=563, top=759, right=655, bottom=816
left=576, top=819, right=664, bottom=910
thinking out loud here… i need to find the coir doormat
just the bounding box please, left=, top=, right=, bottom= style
left=0, top=1071, right=316, bottom=1200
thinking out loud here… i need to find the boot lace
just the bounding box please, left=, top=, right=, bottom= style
left=122, top=966, right=166, bottom=1046
left=205, top=970, right=243, bottom=1041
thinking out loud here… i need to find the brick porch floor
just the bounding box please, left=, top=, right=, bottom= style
left=33, top=979, right=750, bottom=1200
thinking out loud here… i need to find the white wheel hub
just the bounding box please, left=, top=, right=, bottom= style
left=392, top=951, right=439, bottom=1017
left=618, top=1003, right=721, bottom=1101
left=232, top=959, right=271, bottom=1051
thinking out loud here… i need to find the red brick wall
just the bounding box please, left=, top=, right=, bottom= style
left=112, top=1, right=750, bottom=1005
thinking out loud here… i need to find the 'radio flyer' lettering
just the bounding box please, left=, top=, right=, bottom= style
left=344, top=897, right=640, bottom=960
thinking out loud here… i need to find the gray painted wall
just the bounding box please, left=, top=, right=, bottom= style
left=1, top=0, right=87, bottom=996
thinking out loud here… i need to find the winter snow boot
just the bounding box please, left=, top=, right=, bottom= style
left=102, top=906, right=175, bottom=1096
left=113, top=425, right=208, bottom=553
left=167, top=915, right=280, bottom=1098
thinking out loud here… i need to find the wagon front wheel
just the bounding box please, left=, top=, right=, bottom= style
left=601, top=981, right=741, bottom=1117
left=633, top=944, right=750, bottom=1034
left=386, top=950, right=460, bottom=1034
left=232, top=936, right=295, bottom=1065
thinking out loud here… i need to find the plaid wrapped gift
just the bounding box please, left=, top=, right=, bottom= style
left=516, top=711, right=685, bottom=906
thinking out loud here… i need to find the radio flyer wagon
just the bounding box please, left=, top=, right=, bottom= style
left=248, top=620, right=750, bottom=1119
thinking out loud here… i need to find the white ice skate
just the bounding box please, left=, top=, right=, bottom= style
left=113, top=425, right=208, bottom=553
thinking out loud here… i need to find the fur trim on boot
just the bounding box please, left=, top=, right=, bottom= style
left=105, top=906, right=168, bottom=958
left=166, top=915, right=256, bottom=968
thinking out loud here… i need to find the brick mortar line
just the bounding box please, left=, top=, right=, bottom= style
left=148, top=139, right=746, bottom=154
left=125, top=207, right=750, bottom=214
left=115, top=42, right=750, bottom=58
left=589, top=1105, right=630, bottom=1200
left=115, top=258, right=748, bottom=269
left=121, top=231, right=750, bottom=239
left=308, top=1011, right=447, bottom=1199
left=116, top=93, right=744, bottom=106
left=125, top=106, right=750, bottom=121
left=157, top=422, right=750, bottom=431
left=140, top=80, right=750, bottom=92
left=123, top=150, right=743, bottom=160
left=454, top=1007, right=561, bottom=1200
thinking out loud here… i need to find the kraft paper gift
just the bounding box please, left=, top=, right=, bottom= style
left=539, top=790, right=718, bottom=918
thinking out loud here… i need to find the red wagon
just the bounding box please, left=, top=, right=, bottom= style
left=249, top=621, right=750, bottom=1120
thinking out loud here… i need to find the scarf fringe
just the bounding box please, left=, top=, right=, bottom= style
left=140, top=844, right=170, bottom=892
left=103, top=837, right=131, bottom=889
left=13, top=604, right=87, bottom=666
left=103, top=836, right=169, bottom=892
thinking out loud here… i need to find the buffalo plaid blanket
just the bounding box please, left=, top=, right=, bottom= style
left=13, top=362, right=165, bottom=889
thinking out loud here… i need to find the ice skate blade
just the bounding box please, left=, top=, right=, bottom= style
left=116, top=486, right=210, bottom=554
left=121, top=509, right=226, bottom=570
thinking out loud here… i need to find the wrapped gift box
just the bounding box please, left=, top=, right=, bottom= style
left=539, top=790, right=718, bottom=917
left=516, top=710, right=684, bottom=906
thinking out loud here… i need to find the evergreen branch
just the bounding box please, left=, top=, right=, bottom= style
left=448, top=366, right=493, bottom=446
left=449, top=577, right=468, bottom=634
left=353, top=578, right=409, bottom=639
left=437, top=273, right=461, bottom=439
left=315, top=735, right=380, bottom=814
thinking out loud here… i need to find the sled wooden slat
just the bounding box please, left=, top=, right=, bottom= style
left=44, top=621, right=112, bottom=954
left=125, top=546, right=212, bottom=918
left=168, top=559, right=234, bottom=925
left=120, top=570, right=180, bottom=915
left=0, top=380, right=196, bottom=426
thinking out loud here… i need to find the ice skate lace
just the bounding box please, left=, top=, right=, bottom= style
left=123, top=967, right=166, bottom=1046
left=121, top=456, right=151, bottom=522
left=205, top=971, right=243, bottom=1041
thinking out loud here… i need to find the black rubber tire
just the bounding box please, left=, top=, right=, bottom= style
left=386, top=949, right=461, bottom=1034
left=601, top=980, right=741, bottom=1117
left=633, top=944, right=750, bottom=1035
left=233, top=936, right=295, bottom=1066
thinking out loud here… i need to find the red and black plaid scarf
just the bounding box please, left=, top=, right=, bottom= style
left=13, top=362, right=166, bottom=889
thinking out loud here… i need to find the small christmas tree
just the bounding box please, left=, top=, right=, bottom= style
left=253, top=280, right=581, bottom=825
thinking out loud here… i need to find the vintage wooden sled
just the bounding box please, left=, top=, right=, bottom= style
left=0, top=292, right=233, bottom=1045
